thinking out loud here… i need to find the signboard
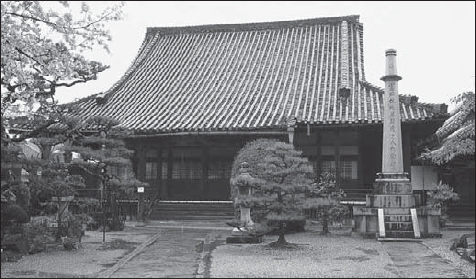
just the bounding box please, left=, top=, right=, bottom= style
left=137, top=187, right=144, bottom=193
left=411, top=165, right=438, bottom=190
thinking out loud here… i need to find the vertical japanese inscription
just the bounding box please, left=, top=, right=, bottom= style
left=381, top=49, right=404, bottom=174
left=387, top=80, right=398, bottom=169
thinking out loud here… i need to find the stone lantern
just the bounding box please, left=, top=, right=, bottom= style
left=233, top=162, right=254, bottom=232
left=226, top=162, right=262, bottom=243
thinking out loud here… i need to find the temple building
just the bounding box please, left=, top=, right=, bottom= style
left=66, top=15, right=448, bottom=205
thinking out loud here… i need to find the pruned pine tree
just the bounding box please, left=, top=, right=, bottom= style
left=62, top=116, right=148, bottom=231
left=5, top=115, right=147, bottom=234
left=232, top=139, right=322, bottom=248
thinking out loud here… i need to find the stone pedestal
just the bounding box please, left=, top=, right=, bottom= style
left=226, top=205, right=263, bottom=243
left=354, top=176, right=441, bottom=238
left=231, top=207, right=254, bottom=236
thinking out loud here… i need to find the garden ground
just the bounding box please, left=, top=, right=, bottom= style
left=1, top=220, right=474, bottom=278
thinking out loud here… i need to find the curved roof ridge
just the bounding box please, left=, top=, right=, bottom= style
left=146, top=15, right=360, bottom=36
left=360, top=80, right=384, bottom=92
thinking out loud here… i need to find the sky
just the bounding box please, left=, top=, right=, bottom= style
left=55, top=1, right=475, bottom=109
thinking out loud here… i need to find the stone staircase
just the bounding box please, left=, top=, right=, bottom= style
left=448, top=204, right=476, bottom=221
left=446, top=203, right=476, bottom=230
left=379, top=208, right=420, bottom=240
left=150, top=201, right=235, bottom=221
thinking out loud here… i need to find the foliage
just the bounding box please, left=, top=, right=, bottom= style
left=230, top=139, right=319, bottom=246
left=231, top=138, right=281, bottom=178
left=420, top=91, right=475, bottom=165
left=1, top=1, right=131, bottom=250
left=1, top=173, right=30, bottom=246
left=70, top=197, right=101, bottom=214
left=305, top=173, right=350, bottom=234
left=230, top=138, right=280, bottom=199
left=426, top=181, right=460, bottom=214
left=2, top=115, right=147, bottom=239
left=1, top=1, right=124, bottom=117
left=1, top=204, right=30, bottom=227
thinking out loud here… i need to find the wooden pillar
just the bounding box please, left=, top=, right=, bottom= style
left=158, top=148, right=164, bottom=199
left=335, top=129, right=341, bottom=186
left=166, top=148, right=172, bottom=199
left=137, top=145, right=146, bottom=180
left=158, top=147, right=170, bottom=199
left=358, top=129, right=364, bottom=189
left=316, top=131, right=322, bottom=177
left=402, top=125, right=411, bottom=174
left=201, top=146, right=208, bottom=199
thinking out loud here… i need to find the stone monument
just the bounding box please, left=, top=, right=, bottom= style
left=353, top=49, right=441, bottom=239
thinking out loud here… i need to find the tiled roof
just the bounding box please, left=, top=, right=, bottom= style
left=67, top=15, right=446, bottom=135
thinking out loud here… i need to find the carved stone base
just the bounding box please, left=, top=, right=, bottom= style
left=375, top=172, right=410, bottom=182
left=353, top=172, right=441, bottom=239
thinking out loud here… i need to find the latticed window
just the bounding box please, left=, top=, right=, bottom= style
left=208, top=161, right=232, bottom=179
left=340, top=159, right=358, bottom=180
left=321, top=160, right=336, bottom=177
left=108, top=165, right=118, bottom=176
left=161, top=161, right=168, bottom=179
left=145, top=149, right=159, bottom=180
left=108, top=165, right=130, bottom=180
left=172, top=161, right=202, bottom=179
left=145, top=162, right=158, bottom=179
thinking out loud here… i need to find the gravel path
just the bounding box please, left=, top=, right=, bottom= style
left=210, top=232, right=398, bottom=278
left=209, top=229, right=475, bottom=278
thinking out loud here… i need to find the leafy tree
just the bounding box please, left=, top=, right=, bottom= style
left=426, top=181, right=460, bottom=215
left=420, top=91, right=475, bottom=165
left=1, top=0, right=125, bottom=222
left=1, top=1, right=124, bottom=117
left=1, top=1, right=124, bottom=163
left=230, top=139, right=320, bottom=248
left=1, top=1, right=132, bottom=250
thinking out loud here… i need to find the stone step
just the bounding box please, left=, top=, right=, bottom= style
left=151, top=201, right=235, bottom=221
left=154, top=207, right=235, bottom=213
left=150, top=214, right=234, bottom=221
left=377, top=237, right=423, bottom=242
left=385, top=222, right=413, bottom=231
left=385, top=230, right=415, bottom=238
left=384, top=215, right=412, bottom=222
